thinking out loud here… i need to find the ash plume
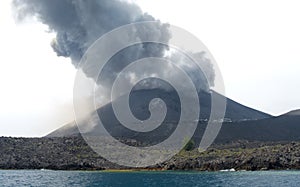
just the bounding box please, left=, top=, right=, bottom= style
left=12, top=0, right=215, bottom=92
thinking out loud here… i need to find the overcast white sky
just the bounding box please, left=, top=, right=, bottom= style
left=0, top=0, right=299, bottom=137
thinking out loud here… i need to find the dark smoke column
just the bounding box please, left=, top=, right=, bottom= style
left=13, top=0, right=215, bottom=91
left=13, top=0, right=169, bottom=75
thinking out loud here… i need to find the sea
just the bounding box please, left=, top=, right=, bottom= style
left=0, top=170, right=300, bottom=187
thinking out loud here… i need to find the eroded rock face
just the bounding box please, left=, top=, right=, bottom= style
left=1, top=137, right=300, bottom=171
left=159, top=141, right=300, bottom=171
left=0, top=136, right=118, bottom=170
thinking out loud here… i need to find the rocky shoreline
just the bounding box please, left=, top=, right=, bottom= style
left=1, top=136, right=300, bottom=171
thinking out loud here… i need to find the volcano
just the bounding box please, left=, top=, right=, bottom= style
left=47, top=89, right=272, bottom=142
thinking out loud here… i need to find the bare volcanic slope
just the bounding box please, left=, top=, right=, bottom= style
left=47, top=89, right=271, bottom=139
left=216, top=110, right=300, bottom=143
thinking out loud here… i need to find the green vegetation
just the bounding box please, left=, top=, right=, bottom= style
left=183, top=139, right=195, bottom=151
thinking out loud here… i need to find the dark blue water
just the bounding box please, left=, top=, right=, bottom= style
left=1, top=170, right=300, bottom=187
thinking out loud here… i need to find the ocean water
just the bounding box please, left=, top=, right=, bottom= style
left=0, top=170, right=300, bottom=187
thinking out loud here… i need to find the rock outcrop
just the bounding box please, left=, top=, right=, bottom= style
left=1, top=137, right=300, bottom=171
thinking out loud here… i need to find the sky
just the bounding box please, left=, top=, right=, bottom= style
left=0, top=0, right=300, bottom=137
